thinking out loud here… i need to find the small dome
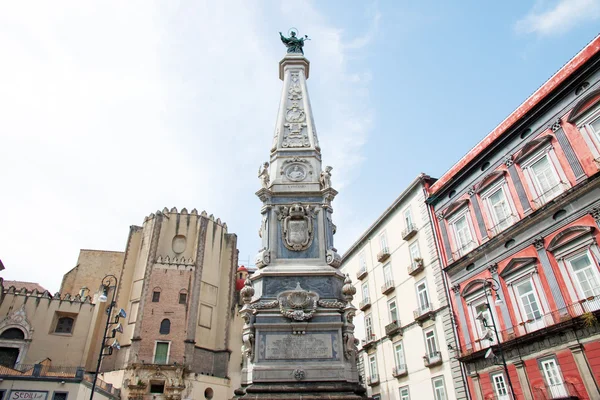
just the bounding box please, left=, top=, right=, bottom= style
left=237, top=265, right=248, bottom=272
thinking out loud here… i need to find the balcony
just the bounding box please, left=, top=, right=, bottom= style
left=392, top=365, right=408, bottom=378
left=413, top=303, right=435, bottom=323
left=423, top=351, right=443, bottom=367
left=533, top=381, right=580, bottom=399
left=381, top=280, right=395, bottom=295
left=377, top=247, right=391, bottom=263
left=407, top=258, right=425, bottom=276
left=460, top=296, right=600, bottom=358
left=359, top=297, right=371, bottom=311
left=487, top=215, right=518, bottom=236
left=385, top=321, right=402, bottom=337
left=452, top=240, right=477, bottom=259
left=356, top=266, right=368, bottom=280
left=362, top=335, right=377, bottom=350
left=531, top=182, right=570, bottom=208
left=367, top=374, right=380, bottom=386
left=401, top=223, right=418, bottom=240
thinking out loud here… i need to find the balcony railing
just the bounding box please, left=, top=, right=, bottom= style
left=407, top=259, right=425, bottom=276
left=377, top=247, right=391, bottom=262
left=359, top=297, right=371, bottom=311
left=413, top=303, right=434, bottom=322
left=460, top=296, right=600, bottom=357
left=356, top=265, right=368, bottom=280
left=531, top=182, right=570, bottom=208
left=385, top=321, right=402, bottom=337
left=401, top=223, right=418, bottom=240
left=381, top=280, right=395, bottom=295
left=533, top=381, right=580, bottom=399
left=423, top=351, right=442, bottom=367
left=362, top=335, right=377, bottom=350
left=487, top=214, right=518, bottom=236
left=392, top=365, right=408, bottom=378
left=367, top=374, right=380, bottom=386
left=452, top=240, right=477, bottom=259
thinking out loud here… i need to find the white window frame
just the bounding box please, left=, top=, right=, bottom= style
left=358, top=251, right=367, bottom=270
left=576, top=104, right=600, bottom=159
left=424, top=327, right=439, bottom=358
left=388, top=298, right=399, bottom=324
left=409, top=242, right=421, bottom=262
left=416, top=279, right=430, bottom=311
left=365, top=314, right=374, bottom=340
left=394, top=341, right=406, bottom=368
left=540, top=357, right=568, bottom=398
left=368, top=354, right=378, bottom=378
left=491, top=372, right=509, bottom=400
left=404, top=207, right=414, bottom=228
left=379, top=231, right=388, bottom=252
left=480, top=180, right=518, bottom=235
left=432, top=376, right=447, bottom=400
left=361, top=283, right=369, bottom=302
left=153, top=341, right=171, bottom=364
left=505, top=266, right=550, bottom=334
left=399, top=386, right=410, bottom=400
left=520, top=145, right=569, bottom=206
left=448, top=208, right=477, bottom=258
left=466, top=294, right=498, bottom=350
left=383, top=262, right=393, bottom=284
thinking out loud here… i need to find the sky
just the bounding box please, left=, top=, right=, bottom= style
left=1, top=1, right=599, bottom=292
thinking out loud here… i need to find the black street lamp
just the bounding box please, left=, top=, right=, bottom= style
left=89, top=274, right=126, bottom=400
left=477, top=277, right=516, bottom=399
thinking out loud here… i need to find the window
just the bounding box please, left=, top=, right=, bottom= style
left=530, top=155, right=562, bottom=201
left=0, top=328, right=24, bottom=340
left=150, top=381, right=166, bottom=393
left=154, top=342, right=170, bottom=364
left=361, top=283, right=369, bottom=301
left=152, top=290, right=161, bottom=302
left=483, top=184, right=516, bottom=234
left=365, top=314, right=374, bottom=340
left=159, top=319, right=171, bottom=335
left=567, top=252, right=600, bottom=300
left=472, top=301, right=495, bottom=348
left=424, top=328, right=439, bottom=358
left=394, top=342, right=406, bottom=368
left=515, top=279, right=544, bottom=330
left=383, top=263, right=393, bottom=284
left=409, top=242, right=421, bottom=262
left=179, top=291, right=188, bottom=305
left=0, top=347, right=20, bottom=368
left=388, top=299, right=398, bottom=323
left=588, top=114, right=600, bottom=141
left=404, top=207, right=413, bottom=228
left=578, top=108, right=600, bottom=157
left=491, top=373, right=509, bottom=400
left=540, top=358, right=567, bottom=398
left=52, top=393, right=68, bottom=400
left=379, top=232, right=388, bottom=251
left=55, top=317, right=74, bottom=334
left=416, top=279, right=430, bottom=311
left=399, top=386, right=410, bottom=400
left=450, top=211, right=476, bottom=257
left=359, top=252, right=366, bottom=270
left=432, top=376, right=447, bottom=400
left=368, top=354, right=378, bottom=378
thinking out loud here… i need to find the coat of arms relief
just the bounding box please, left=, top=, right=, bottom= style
left=277, top=204, right=318, bottom=251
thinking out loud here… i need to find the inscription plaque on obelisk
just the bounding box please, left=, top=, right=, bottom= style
left=264, top=333, right=333, bottom=360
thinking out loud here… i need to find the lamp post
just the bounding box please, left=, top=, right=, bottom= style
left=479, top=277, right=515, bottom=399
left=90, top=275, right=126, bottom=400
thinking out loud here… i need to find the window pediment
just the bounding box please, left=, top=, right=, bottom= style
left=461, top=279, right=486, bottom=298
left=500, top=257, right=538, bottom=279
left=568, top=88, right=600, bottom=123
left=514, top=135, right=553, bottom=164
left=547, top=225, right=595, bottom=253
left=475, top=171, right=507, bottom=194
left=444, top=199, right=470, bottom=219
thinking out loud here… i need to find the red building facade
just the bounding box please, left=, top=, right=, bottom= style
left=427, top=36, right=600, bottom=399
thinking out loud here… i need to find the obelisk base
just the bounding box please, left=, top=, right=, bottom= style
left=232, top=381, right=371, bottom=400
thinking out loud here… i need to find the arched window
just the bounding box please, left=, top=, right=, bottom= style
left=55, top=317, right=74, bottom=334
left=0, top=328, right=24, bottom=340
left=159, top=319, right=170, bottom=335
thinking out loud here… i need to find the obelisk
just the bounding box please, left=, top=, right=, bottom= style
left=232, top=31, right=368, bottom=399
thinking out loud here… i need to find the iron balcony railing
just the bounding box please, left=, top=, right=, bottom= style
left=356, top=265, right=368, bottom=280
left=381, top=280, right=395, bottom=295
left=359, top=297, right=371, bottom=311
left=377, top=247, right=391, bottom=263
left=362, top=334, right=377, bottom=350
left=452, top=240, right=477, bottom=259
left=487, top=214, right=518, bottom=236
left=401, top=223, right=418, bottom=240
left=392, top=365, right=408, bottom=378
left=385, top=321, right=402, bottom=337
left=423, top=351, right=442, bottom=367
left=413, top=303, right=434, bottom=321
left=531, top=182, right=569, bottom=208
left=407, top=259, right=425, bottom=276
left=367, top=374, right=380, bottom=386
left=533, top=381, right=580, bottom=399
left=460, top=296, right=600, bottom=357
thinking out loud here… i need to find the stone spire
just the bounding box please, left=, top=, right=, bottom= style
left=234, top=36, right=366, bottom=400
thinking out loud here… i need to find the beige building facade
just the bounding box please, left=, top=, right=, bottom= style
left=340, top=175, right=467, bottom=400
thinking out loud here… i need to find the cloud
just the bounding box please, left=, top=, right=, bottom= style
left=515, top=0, right=600, bottom=36
left=0, top=1, right=374, bottom=291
